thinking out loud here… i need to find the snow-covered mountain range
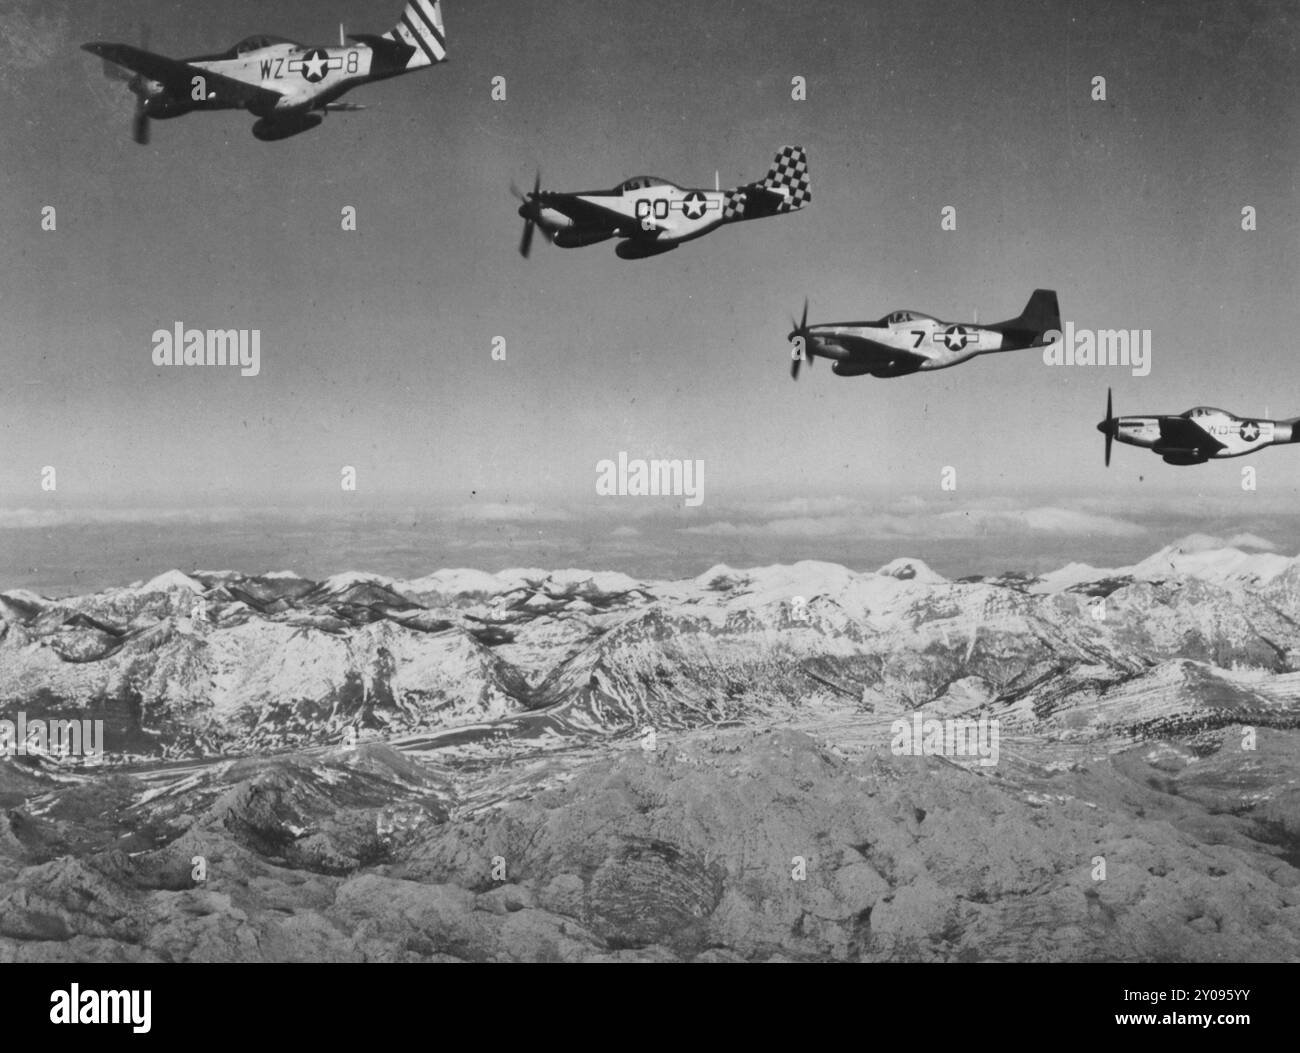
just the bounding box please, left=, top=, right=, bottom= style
left=2, top=535, right=1299, bottom=962
left=3, top=534, right=1300, bottom=759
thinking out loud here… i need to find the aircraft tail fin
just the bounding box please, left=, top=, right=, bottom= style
left=989, top=289, right=1060, bottom=346
left=761, top=145, right=812, bottom=211
left=722, top=146, right=811, bottom=222
left=1277, top=417, right=1300, bottom=443
left=379, top=0, right=447, bottom=69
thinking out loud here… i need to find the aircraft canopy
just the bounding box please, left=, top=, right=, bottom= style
left=232, top=35, right=299, bottom=55
left=883, top=310, right=936, bottom=325
left=617, top=176, right=680, bottom=192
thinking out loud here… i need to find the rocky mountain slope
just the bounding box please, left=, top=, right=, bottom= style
left=1, top=535, right=1298, bottom=961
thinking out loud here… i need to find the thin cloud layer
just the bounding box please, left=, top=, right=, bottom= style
left=679, top=499, right=1147, bottom=540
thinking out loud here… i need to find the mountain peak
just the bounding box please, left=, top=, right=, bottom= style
left=137, top=569, right=204, bottom=595
left=875, top=557, right=946, bottom=583
left=320, top=571, right=398, bottom=592
left=1132, top=537, right=1293, bottom=586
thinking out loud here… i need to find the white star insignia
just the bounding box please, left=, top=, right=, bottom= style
left=303, top=53, right=328, bottom=80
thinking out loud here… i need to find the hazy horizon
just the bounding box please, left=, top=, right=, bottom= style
left=5, top=497, right=1298, bottom=596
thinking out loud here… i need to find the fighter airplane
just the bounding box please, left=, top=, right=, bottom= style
left=786, top=289, right=1060, bottom=380
left=1097, top=389, right=1300, bottom=466
left=84, top=0, right=447, bottom=142
left=513, top=146, right=811, bottom=260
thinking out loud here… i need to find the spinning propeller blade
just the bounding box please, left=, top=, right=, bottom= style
left=132, top=98, right=150, bottom=144
left=789, top=298, right=810, bottom=380
left=108, top=24, right=153, bottom=144
left=1097, top=387, right=1116, bottom=466
left=513, top=171, right=542, bottom=258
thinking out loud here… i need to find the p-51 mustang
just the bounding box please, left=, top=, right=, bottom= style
left=787, top=289, right=1060, bottom=380
left=513, top=146, right=811, bottom=260
left=84, top=0, right=447, bottom=142
left=1097, top=389, right=1300, bottom=466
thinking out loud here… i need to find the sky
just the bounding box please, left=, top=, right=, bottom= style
left=2, top=0, right=1299, bottom=591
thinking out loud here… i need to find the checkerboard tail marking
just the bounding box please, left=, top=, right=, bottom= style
left=762, top=145, right=811, bottom=212
left=722, top=145, right=811, bottom=221
left=381, top=0, right=447, bottom=67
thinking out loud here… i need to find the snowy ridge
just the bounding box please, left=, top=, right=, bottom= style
left=1032, top=534, right=1297, bottom=593
left=3, top=535, right=1300, bottom=760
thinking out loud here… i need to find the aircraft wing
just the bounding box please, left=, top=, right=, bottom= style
left=827, top=333, right=930, bottom=370
left=82, top=43, right=284, bottom=111
left=1157, top=417, right=1225, bottom=455
left=535, top=192, right=662, bottom=234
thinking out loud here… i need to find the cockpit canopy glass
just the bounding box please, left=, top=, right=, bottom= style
left=233, top=35, right=298, bottom=54
left=617, top=176, right=679, bottom=192
left=883, top=310, right=935, bottom=325
left=1185, top=407, right=1227, bottom=418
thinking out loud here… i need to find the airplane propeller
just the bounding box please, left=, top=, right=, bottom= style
left=1097, top=387, right=1116, bottom=466
left=789, top=298, right=811, bottom=380
left=511, top=172, right=548, bottom=258
left=132, top=97, right=151, bottom=145
left=100, top=24, right=153, bottom=143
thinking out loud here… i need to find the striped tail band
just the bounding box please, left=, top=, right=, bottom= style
left=382, top=0, right=447, bottom=67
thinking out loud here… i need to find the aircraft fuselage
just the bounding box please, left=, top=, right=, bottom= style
left=534, top=184, right=730, bottom=247
left=1104, top=408, right=1297, bottom=463
left=140, top=43, right=382, bottom=118
left=518, top=147, right=810, bottom=259
left=805, top=316, right=1017, bottom=376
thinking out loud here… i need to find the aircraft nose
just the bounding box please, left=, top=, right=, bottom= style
left=1096, top=419, right=1116, bottom=435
